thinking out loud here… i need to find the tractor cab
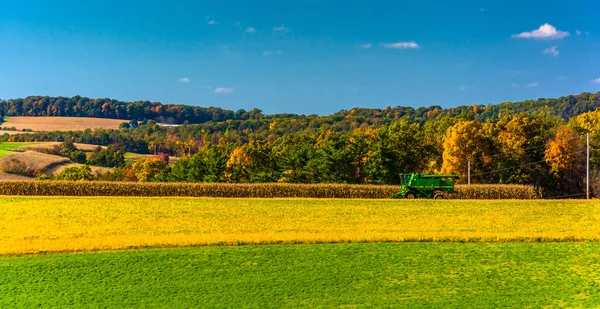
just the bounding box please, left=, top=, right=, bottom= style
left=391, top=173, right=459, bottom=199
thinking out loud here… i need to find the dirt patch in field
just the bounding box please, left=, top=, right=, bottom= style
left=0, top=151, right=72, bottom=175
left=0, top=130, right=31, bottom=135
left=3, top=117, right=126, bottom=132
left=0, top=172, right=33, bottom=181
left=0, top=151, right=112, bottom=176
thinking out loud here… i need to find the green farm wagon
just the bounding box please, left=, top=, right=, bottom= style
left=391, top=173, right=459, bottom=199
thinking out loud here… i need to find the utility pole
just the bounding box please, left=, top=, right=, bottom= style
left=587, top=133, right=590, bottom=200
left=468, top=160, right=471, bottom=186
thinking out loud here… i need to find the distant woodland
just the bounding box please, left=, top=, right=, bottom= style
left=1, top=92, right=599, bottom=197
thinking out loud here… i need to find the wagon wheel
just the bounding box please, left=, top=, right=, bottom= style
left=405, top=192, right=417, bottom=199
left=433, top=193, right=445, bottom=199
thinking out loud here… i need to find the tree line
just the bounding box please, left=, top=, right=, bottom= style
left=39, top=109, right=600, bottom=198
left=1, top=92, right=598, bottom=125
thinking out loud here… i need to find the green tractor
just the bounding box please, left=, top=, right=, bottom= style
left=391, top=173, right=459, bottom=199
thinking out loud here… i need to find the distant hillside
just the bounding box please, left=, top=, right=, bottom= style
left=0, top=92, right=598, bottom=127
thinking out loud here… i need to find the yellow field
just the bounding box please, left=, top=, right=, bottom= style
left=0, top=197, right=599, bottom=255
left=2, top=116, right=125, bottom=131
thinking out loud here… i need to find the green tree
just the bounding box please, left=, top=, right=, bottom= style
left=56, top=165, right=93, bottom=181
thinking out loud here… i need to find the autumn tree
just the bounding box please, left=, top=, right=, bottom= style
left=545, top=125, right=585, bottom=196
left=129, top=157, right=167, bottom=182
left=441, top=120, right=492, bottom=183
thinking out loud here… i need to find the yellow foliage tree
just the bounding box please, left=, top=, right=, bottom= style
left=130, top=157, right=166, bottom=182
left=441, top=121, right=491, bottom=182
left=225, top=146, right=251, bottom=182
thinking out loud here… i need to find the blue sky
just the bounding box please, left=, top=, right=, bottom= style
left=0, top=0, right=599, bottom=115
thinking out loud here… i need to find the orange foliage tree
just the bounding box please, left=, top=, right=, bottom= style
left=545, top=125, right=585, bottom=196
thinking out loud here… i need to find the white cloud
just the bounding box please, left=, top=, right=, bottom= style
left=511, top=23, right=569, bottom=39
left=382, top=41, right=419, bottom=49
left=458, top=85, right=468, bottom=91
left=263, top=50, right=283, bottom=56
left=511, top=83, right=519, bottom=88
left=204, top=16, right=217, bottom=25
left=525, top=82, right=540, bottom=87
left=214, top=87, right=234, bottom=94
left=273, top=25, right=291, bottom=32
left=179, top=77, right=190, bottom=83
left=576, top=29, right=582, bottom=36
left=361, top=43, right=372, bottom=49
left=591, top=78, right=600, bottom=84
left=543, top=46, right=559, bottom=57
left=245, top=27, right=256, bottom=33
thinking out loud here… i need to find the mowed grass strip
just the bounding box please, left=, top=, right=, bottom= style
left=0, top=149, right=12, bottom=158
left=1, top=197, right=600, bottom=254
left=0, top=142, right=33, bottom=150
left=2, top=243, right=600, bottom=308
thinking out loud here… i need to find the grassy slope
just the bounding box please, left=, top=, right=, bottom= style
left=1, top=197, right=600, bottom=254
left=0, top=149, right=12, bottom=158
left=1, top=243, right=600, bottom=308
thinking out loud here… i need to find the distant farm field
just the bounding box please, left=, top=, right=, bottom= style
left=2, top=116, right=125, bottom=131
left=2, top=243, right=600, bottom=308
left=1, top=197, right=599, bottom=255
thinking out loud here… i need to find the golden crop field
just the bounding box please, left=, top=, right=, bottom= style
left=2, top=116, right=125, bottom=131
left=0, top=197, right=599, bottom=255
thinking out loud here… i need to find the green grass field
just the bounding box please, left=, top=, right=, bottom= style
left=0, top=149, right=12, bottom=158
left=1, top=243, right=599, bottom=308
left=124, top=152, right=142, bottom=158
left=0, top=142, right=32, bottom=150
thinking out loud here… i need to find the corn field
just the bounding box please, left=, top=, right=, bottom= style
left=0, top=181, right=540, bottom=199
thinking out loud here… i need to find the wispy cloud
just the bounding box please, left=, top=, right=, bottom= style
left=382, top=41, right=419, bottom=49
left=361, top=43, right=372, bottom=49
left=511, top=83, right=520, bottom=88
left=273, top=25, right=291, bottom=32
left=576, top=29, right=582, bottom=36
left=214, top=87, right=234, bottom=94
left=511, top=23, right=569, bottom=39
left=221, top=45, right=241, bottom=57
left=204, top=16, right=217, bottom=25
left=543, top=46, right=559, bottom=57
left=245, top=27, right=256, bottom=33
left=179, top=77, right=190, bottom=83
left=591, top=78, right=600, bottom=84
left=458, top=85, right=468, bottom=91
left=525, top=82, right=540, bottom=87
left=263, top=50, right=283, bottom=56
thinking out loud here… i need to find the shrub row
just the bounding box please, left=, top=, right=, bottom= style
left=0, top=181, right=541, bottom=199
